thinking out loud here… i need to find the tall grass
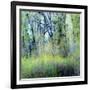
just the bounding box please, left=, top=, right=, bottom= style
left=21, top=54, right=80, bottom=78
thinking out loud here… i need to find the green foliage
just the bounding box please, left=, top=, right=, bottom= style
left=20, top=10, right=80, bottom=78
left=21, top=55, right=80, bottom=78
left=71, top=14, right=80, bottom=43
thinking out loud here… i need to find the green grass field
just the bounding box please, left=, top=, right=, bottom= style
left=21, top=54, right=80, bottom=78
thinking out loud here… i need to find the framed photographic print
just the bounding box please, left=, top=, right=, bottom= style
left=11, top=1, right=88, bottom=89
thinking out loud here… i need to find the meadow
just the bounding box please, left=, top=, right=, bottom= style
left=21, top=53, right=80, bottom=78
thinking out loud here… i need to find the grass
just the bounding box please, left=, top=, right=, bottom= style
left=21, top=54, right=80, bottom=79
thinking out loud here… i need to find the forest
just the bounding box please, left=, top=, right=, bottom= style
left=20, top=10, right=80, bottom=78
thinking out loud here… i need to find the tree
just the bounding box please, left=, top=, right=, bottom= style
left=21, top=11, right=80, bottom=58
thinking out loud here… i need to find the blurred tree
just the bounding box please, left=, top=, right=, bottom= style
left=20, top=10, right=80, bottom=58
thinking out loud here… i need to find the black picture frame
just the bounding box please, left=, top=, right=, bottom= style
left=11, top=1, right=88, bottom=89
